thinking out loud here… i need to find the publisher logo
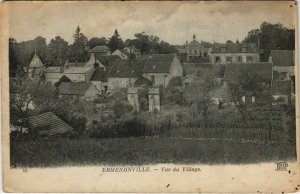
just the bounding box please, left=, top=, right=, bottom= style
left=276, top=161, right=288, bottom=171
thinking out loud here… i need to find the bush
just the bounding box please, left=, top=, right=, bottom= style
left=168, top=76, right=183, bottom=88
left=167, top=87, right=186, bottom=105
left=112, top=101, right=133, bottom=118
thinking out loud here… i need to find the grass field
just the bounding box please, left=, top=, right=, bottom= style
left=11, top=137, right=296, bottom=167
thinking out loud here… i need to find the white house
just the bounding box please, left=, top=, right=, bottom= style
left=211, top=43, right=260, bottom=64
left=107, top=59, right=147, bottom=90
left=269, top=50, right=294, bottom=80
left=142, top=53, right=183, bottom=87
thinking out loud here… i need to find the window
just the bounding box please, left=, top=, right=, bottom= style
left=204, top=52, right=208, bottom=57
left=150, top=75, right=155, bottom=84
left=226, top=56, right=232, bottom=63
left=246, top=56, right=253, bottom=63
left=215, top=56, right=221, bottom=63
left=237, top=56, right=242, bottom=62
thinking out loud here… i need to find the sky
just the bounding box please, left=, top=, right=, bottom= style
left=7, top=1, right=296, bottom=45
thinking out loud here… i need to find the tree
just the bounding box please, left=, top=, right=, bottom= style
left=243, top=22, right=295, bottom=61
left=88, top=37, right=107, bottom=49
left=9, top=73, right=58, bottom=130
left=184, top=69, right=218, bottom=121
left=227, top=70, right=272, bottom=122
left=107, top=29, right=124, bottom=53
left=47, top=36, right=69, bottom=66
left=9, top=38, right=19, bottom=77
left=226, top=40, right=234, bottom=44
left=15, top=36, right=48, bottom=70
left=69, top=26, right=88, bottom=62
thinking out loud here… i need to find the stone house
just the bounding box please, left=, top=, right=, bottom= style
left=142, top=53, right=183, bottom=87
left=58, top=82, right=99, bottom=100
left=186, top=35, right=212, bottom=62
left=111, top=49, right=131, bottom=60
left=45, top=65, right=95, bottom=84
left=211, top=43, right=260, bottom=64
left=107, top=59, right=147, bottom=90
left=269, top=50, right=294, bottom=80
left=124, top=46, right=141, bottom=58
left=89, top=66, right=108, bottom=94
left=218, top=62, right=273, bottom=104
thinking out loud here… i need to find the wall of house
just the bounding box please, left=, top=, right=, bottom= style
left=107, top=77, right=136, bottom=90
left=84, top=86, right=99, bottom=100
left=170, top=56, right=183, bottom=78
left=273, top=66, right=294, bottom=75
left=90, top=81, right=103, bottom=92
left=211, top=53, right=259, bottom=64
left=143, top=73, right=170, bottom=87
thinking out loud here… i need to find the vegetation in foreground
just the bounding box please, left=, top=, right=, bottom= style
left=11, top=137, right=296, bottom=167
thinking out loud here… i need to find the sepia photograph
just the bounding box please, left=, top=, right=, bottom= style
left=1, top=0, right=299, bottom=192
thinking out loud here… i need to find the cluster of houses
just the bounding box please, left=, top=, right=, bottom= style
left=23, top=35, right=295, bottom=136
left=28, top=35, right=295, bottom=110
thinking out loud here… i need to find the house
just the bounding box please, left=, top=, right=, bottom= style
left=88, top=45, right=110, bottom=57
left=111, top=49, right=131, bottom=60
left=186, top=35, right=212, bottom=62
left=124, top=46, right=141, bottom=58
left=142, top=53, right=183, bottom=87
left=58, top=82, right=99, bottom=100
left=89, top=66, right=108, bottom=93
left=28, top=50, right=45, bottom=79
left=45, top=64, right=95, bottom=84
left=222, top=62, right=273, bottom=103
left=211, top=43, right=260, bottom=64
left=269, top=50, right=295, bottom=80
left=107, top=59, right=147, bottom=90
left=272, top=81, right=292, bottom=104
left=84, top=53, right=106, bottom=70
left=27, top=112, right=73, bottom=136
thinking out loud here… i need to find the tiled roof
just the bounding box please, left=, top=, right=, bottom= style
left=28, top=112, right=73, bottom=136
left=108, top=59, right=147, bottom=78
left=270, top=50, right=294, bottom=66
left=96, top=55, right=120, bottom=67
left=272, top=81, right=291, bottom=95
left=90, top=67, right=107, bottom=82
left=29, top=53, right=44, bottom=68
left=142, top=54, right=176, bottom=73
left=224, top=62, right=273, bottom=81
left=89, top=45, right=110, bottom=53
left=211, top=43, right=259, bottom=53
left=58, top=82, right=93, bottom=95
